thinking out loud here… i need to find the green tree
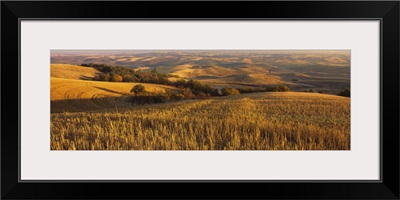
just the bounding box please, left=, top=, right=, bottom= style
left=123, top=74, right=135, bottom=82
left=100, top=73, right=110, bottom=81
left=222, top=88, right=240, bottom=96
left=182, top=88, right=194, bottom=99
left=274, top=86, right=291, bottom=92
left=93, top=75, right=102, bottom=81
left=110, top=74, right=123, bottom=82
left=131, top=84, right=146, bottom=96
left=197, top=91, right=208, bottom=99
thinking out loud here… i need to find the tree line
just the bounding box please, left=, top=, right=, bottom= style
left=81, top=63, right=173, bottom=85
left=81, top=63, right=219, bottom=98
left=81, top=63, right=296, bottom=105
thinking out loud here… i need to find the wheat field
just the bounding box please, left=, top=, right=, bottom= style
left=51, top=92, right=350, bottom=150
left=50, top=64, right=100, bottom=80
left=51, top=77, right=178, bottom=112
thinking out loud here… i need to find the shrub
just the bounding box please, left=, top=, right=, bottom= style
left=197, top=92, right=208, bottom=99
left=238, top=88, right=254, bottom=94
left=222, top=88, right=240, bottom=96
left=110, top=74, right=123, bottom=82
left=182, top=88, right=194, bottom=99
left=101, top=74, right=110, bottom=82
left=273, top=86, right=291, bottom=92
left=338, top=88, right=350, bottom=97
left=123, top=74, right=136, bottom=82
left=151, top=67, right=158, bottom=74
left=93, top=75, right=102, bottom=81
left=130, top=84, right=146, bottom=96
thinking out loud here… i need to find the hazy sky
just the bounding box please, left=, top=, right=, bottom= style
left=51, top=50, right=350, bottom=56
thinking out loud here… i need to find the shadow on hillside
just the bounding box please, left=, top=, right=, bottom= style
left=79, top=75, right=93, bottom=80
left=51, top=97, right=129, bottom=113
left=51, top=95, right=176, bottom=113
left=51, top=92, right=325, bottom=114
left=79, top=72, right=103, bottom=80
left=94, top=86, right=127, bottom=95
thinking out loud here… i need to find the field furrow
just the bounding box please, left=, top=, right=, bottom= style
left=51, top=92, right=350, bottom=150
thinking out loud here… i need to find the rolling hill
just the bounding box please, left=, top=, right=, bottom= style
left=50, top=64, right=179, bottom=113
left=49, top=51, right=351, bottom=150
left=50, top=64, right=101, bottom=80
left=51, top=78, right=178, bottom=113
left=51, top=50, right=350, bottom=94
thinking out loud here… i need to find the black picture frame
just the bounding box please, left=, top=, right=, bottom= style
left=2, top=1, right=399, bottom=199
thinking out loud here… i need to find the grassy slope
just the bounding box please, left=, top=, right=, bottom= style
left=51, top=92, right=350, bottom=150
left=51, top=77, right=178, bottom=112
left=51, top=64, right=179, bottom=113
left=170, top=65, right=237, bottom=78
left=51, top=77, right=177, bottom=101
left=167, top=64, right=286, bottom=87
left=51, top=64, right=101, bottom=80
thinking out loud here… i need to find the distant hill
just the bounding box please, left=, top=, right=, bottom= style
left=50, top=50, right=350, bottom=94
